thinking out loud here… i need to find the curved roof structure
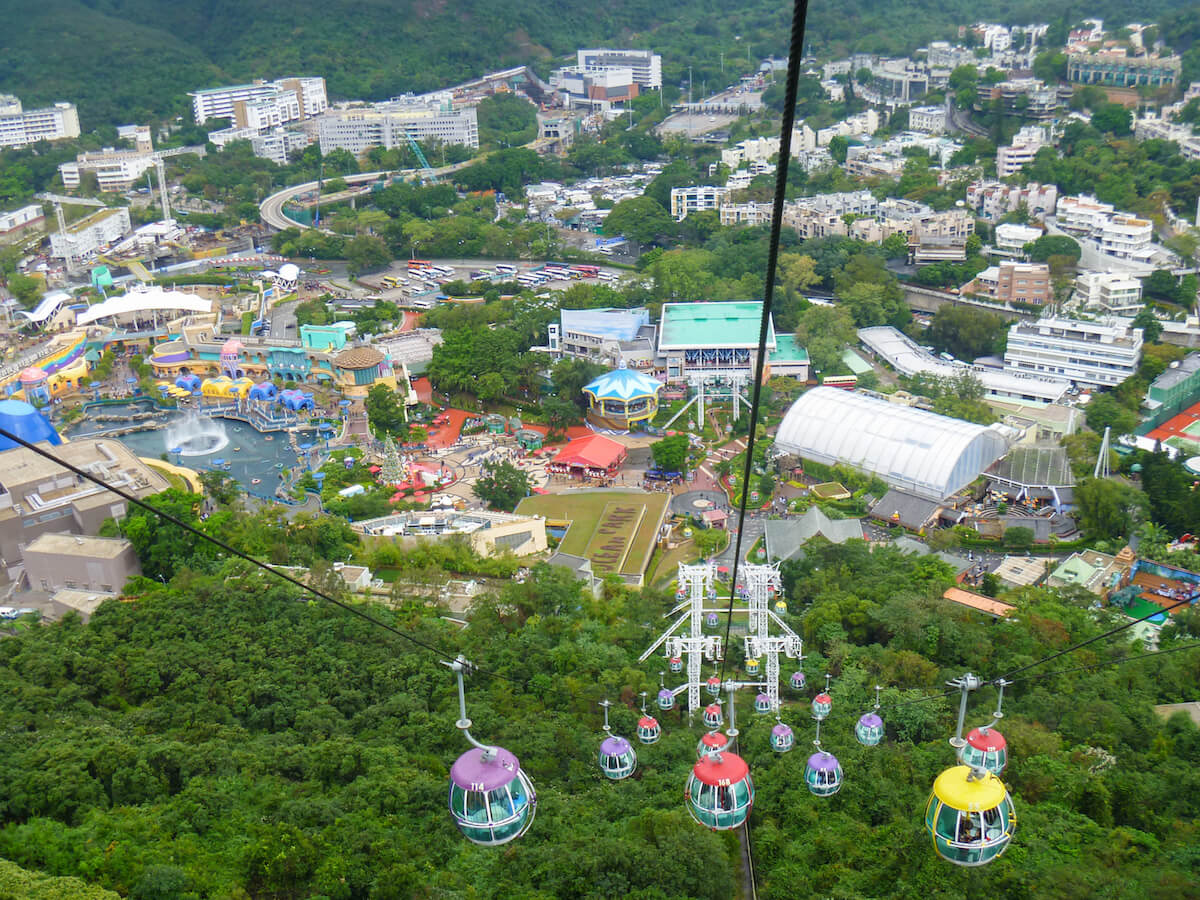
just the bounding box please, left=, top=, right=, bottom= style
left=278, top=263, right=300, bottom=281
left=775, top=387, right=1013, bottom=500
left=583, top=367, right=662, bottom=402
left=16, top=291, right=73, bottom=325
left=334, top=347, right=386, bottom=370
left=19, top=367, right=47, bottom=384
left=221, top=338, right=245, bottom=355
left=0, top=399, right=62, bottom=451
left=74, top=288, right=212, bottom=326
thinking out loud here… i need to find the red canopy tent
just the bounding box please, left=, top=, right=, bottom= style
left=547, top=433, right=627, bottom=478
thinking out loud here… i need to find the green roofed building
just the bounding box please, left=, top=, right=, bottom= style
left=658, top=301, right=782, bottom=382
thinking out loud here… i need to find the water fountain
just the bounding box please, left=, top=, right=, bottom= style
left=164, top=409, right=230, bottom=456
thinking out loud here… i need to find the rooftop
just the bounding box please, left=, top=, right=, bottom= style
left=769, top=334, right=809, bottom=364
left=658, top=301, right=777, bottom=351
left=942, top=587, right=1016, bottom=617
left=333, top=347, right=386, bottom=369
left=22, top=533, right=134, bottom=559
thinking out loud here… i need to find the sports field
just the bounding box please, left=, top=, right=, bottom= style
left=517, top=490, right=670, bottom=578
left=1148, top=399, right=1200, bottom=453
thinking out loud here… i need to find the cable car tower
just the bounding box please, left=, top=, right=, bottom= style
left=640, top=562, right=801, bottom=715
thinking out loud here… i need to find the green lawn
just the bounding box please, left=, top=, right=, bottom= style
left=517, top=490, right=670, bottom=577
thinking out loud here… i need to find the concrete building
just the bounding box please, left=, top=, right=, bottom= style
left=719, top=201, right=774, bottom=227
left=550, top=66, right=639, bottom=110
left=859, top=325, right=1069, bottom=404
left=548, top=307, right=657, bottom=369
left=669, top=185, right=728, bottom=221
left=0, top=100, right=80, bottom=148
left=0, top=203, right=44, bottom=237
left=117, top=124, right=153, bottom=152
left=658, top=301, right=776, bottom=382
left=977, top=79, right=1069, bottom=121
left=908, top=105, right=947, bottom=134
left=60, top=149, right=158, bottom=192
left=867, top=59, right=930, bottom=103
left=21, top=533, right=141, bottom=593
left=48, top=207, right=132, bottom=262
left=1057, top=194, right=1154, bottom=263
left=1134, top=116, right=1200, bottom=161
left=358, top=508, right=548, bottom=556
left=994, top=223, right=1043, bottom=256
left=967, top=180, right=1058, bottom=221
left=189, top=77, right=327, bottom=126
left=1074, top=271, right=1143, bottom=315
left=1068, top=51, right=1181, bottom=88
left=577, top=49, right=662, bottom=89
left=1004, top=317, right=1143, bottom=388
left=317, top=98, right=479, bottom=155
left=963, top=262, right=1051, bottom=306
left=0, top=437, right=168, bottom=578
left=996, top=126, right=1049, bottom=177
left=1145, top=353, right=1200, bottom=417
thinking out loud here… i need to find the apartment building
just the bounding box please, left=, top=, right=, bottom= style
left=867, top=59, right=930, bottom=102
left=1134, top=116, right=1200, bottom=161
left=977, top=79, right=1070, bottom=121
left=1004, top=317, right=1143, bottom=388
left=996, top=126, right=1050, bottom=177
left=0, top=100, right=80, bottom=148
left=60, top=149, right=157, bottom=192
left=967, top=180, right=1058, bottom=221
left=1068, top=51, right=1181, bottom=88
left=908, top=105, right=947, bottom=134
left=48, top=208, right=132, bottom=261
left=551, top=66, right=639, bottom=109
left=1057, top=194, right=1116, bottom=233
left=189, top=77, right=326, bottom=125
left=577, top=49, right=662, bottom=89
left=548, top=307, right=657, bottom=368
left=963, top=262, right=1051, bottom=305
left=317, top=99, right=479, bottom=155
left=994, top=223, right=1043, bottom=256
left=22, top=534, right=141, bottom=594
left=669, top=186, right=728, bottom=221
left=1056, top=194, right=1154, bottom=262
left=0, top=204, right=44, bottom=236
left=0, top=438, right=168, bottom=576
left=719, top=201, right=774, bottom=227
left=1074, top=271, right=1144, bottom=315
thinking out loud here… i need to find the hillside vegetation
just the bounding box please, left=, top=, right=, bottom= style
left=5, top=0, right=1200, bottom=128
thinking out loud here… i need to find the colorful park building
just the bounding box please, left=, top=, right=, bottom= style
left=582, top=364, right=662, bottom=431
left=547, top=433, right=628, bottom=479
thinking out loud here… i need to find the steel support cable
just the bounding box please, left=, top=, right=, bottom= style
left=0, top=426, right=518, bottom=683
left=718, top=0, right=811, bottom=687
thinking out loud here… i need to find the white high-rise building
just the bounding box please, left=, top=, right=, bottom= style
left=189, top=77, right=326, bottom=126
left=317, top=98, right=478, bottom=156
left=1074, top=272, right=1144, bottom=316
left=1004, top=316, right=1143, bottom=388
left=577, top=49, right=662, bottom=89
left=669, top=186, right=728, bottom=221
left=0, top=100, right=81, bottom=148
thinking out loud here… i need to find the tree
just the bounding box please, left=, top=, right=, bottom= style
left=364, top=384, right=407, bottom=437
left=927, top=305, right=1009, bottom=360
left=199, top=471, right=241, bottom=506
left=345, top=235, right=389, bottom=275
left=1003, top=525, right=1035, bottom=551
left=1026, top=234, right=1081, bottom=263
left=551, top=358, right=605, bottom=410
left=778, top=253, right=819, bottom=294
left=6, top=272, right=42, bottom=308
left=473, top=460, right=531, bottom=510
left=828, top=135, right=850, bottom=164
left=603, top=196, right=676, bottom=246
left=1091, top=103, right=1133, bottom=136
left=1085, top=393, right=1139, bottom=437
left=1132, top=306, right=1164, bottom=344
left=1073, top=477, right=1146, bottom=539
left=650, top=433, right=690, bottom=473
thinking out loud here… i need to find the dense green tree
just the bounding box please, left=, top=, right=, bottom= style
left=551, top=358, right=606, bottom=410
left=602, top=196, right=676, bottom=246
left=1091, top=103, right=1134, bottom=136
left=926, top=305, right=1009, bottom=360
left=1025, top=234, right=1082, bottom=263
left=364, top=384, right=409, bottom=437
left=476, top=92, right=538, bottom=149
left=650, top=433, right=690, bottom=473
left=473, top=460, right=532, bottom=510
left=1132, top=306, right=1164, bottom=344
left=1085, top=393, right=1140, bottom=437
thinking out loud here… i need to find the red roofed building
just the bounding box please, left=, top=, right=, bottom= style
left=548, top=433, right=627, bottom=479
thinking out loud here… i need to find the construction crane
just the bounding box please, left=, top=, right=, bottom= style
left=403, top=130, right=438, bottom=183
left=35, top=192, right=109, bottom=273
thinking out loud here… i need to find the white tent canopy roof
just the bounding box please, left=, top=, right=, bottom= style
left=74, top=288, right=212, bottom=326
left=775, top=387, right=1015, bottom=501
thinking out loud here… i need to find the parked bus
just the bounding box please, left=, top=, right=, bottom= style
left=821, top=375, right=858, bottom=390
left=571, top=265, right=600, bottom=277
left=380, top=275, right=401, bottom=288
left=407, top=259, right=432, bottom=271
left=495, top=264, right=517, bottom=274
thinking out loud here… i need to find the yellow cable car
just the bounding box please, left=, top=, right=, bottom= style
left=924, top=765, right=1016, bottom=867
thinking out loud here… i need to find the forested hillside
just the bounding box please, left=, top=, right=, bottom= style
left=0, top=537, right=1197, bottom=898
left=4, top=0, right=1200, bottom=128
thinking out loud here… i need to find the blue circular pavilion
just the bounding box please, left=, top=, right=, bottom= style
left=0, top=399, right=63, bottom=451
left=582, top=365, right=662, bottom=431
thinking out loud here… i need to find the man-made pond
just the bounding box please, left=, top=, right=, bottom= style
left=66, top=408, right=320, bottom=495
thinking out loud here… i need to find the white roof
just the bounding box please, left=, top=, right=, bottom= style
left=858, top=326, right=1069, bottom=404
left=775, top=387, right=1014, bottom=500
left=75, top=288, right=212, bottom=325
left=278, top=263, right=299, bottom=280
left=16, top=291, right=73, bottom=324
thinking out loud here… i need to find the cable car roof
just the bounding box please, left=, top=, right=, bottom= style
left=966, top=727, right=1006, bottom=751
left=932, top=765, right=1007, bottom=811
left=450, top=747, right=523, bottom=792
left=806, top=751, right=839, bottom=772
left=858, top=712, right=883, bottom=729
left=692, top=752, right=749, bottom=787
left=600, top=736, right=632, bottom=755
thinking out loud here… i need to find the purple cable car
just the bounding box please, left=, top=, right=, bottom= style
left=805, top=750, right=843, bottom=797
left=770, top=721, right=794, bottom=753
left=448, top=746, right=537, bottom=846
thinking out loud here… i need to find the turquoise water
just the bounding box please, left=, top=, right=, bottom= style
left=66, top=413, right=322, bottom=496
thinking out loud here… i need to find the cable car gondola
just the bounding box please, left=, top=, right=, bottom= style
left=636, top=692, right=660, bottom=744
left=924, top=766, right=1016, bottom=866
left=959, top=681, right=1009, bottom=774
left=812, top=674, right=833, bottom=719
left=855, top=686, right=884, bottom=746
left=754, top=692, right=772, bottom=714
left=445, top=658, right=536, bottom=846
left=804, top=719, right=842, bottom=797
left=770, top=718, right=794, bottom=753
left=697, top=730, right=730, bottom=758
left=706, top=612, right=720, bottom=627
left=706, top=674, right=722, bottom=697
left=657, top=672, right=675, bottom=710
left=790, top=670, right=806, bottom=690
left=702, top=702, right=724, bottom=729
left=669, top=656, right=683, bottom=673
left=686, top=751, right=754, bottom=830
left=745, top=657, right=761, bottom=676
left=597, top=700, right=637, bottom=780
